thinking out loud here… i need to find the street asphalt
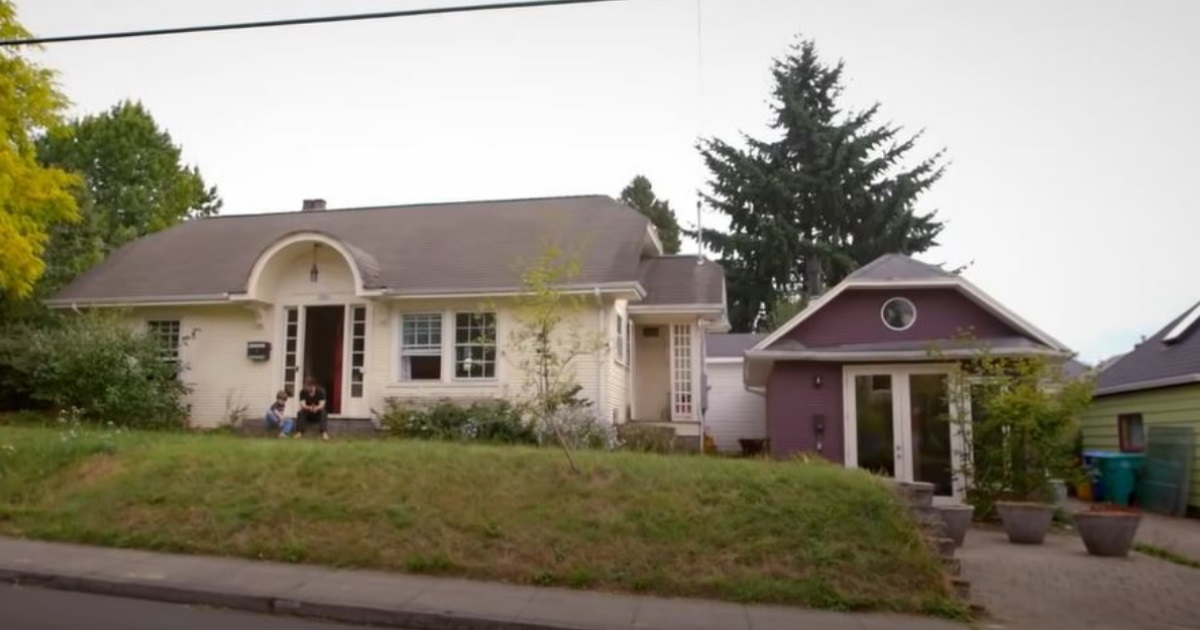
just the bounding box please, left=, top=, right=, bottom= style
left=0, top=583, right=387, bottom=630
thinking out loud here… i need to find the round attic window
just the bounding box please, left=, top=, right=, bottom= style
left=881, top=297, right=917, bottom=331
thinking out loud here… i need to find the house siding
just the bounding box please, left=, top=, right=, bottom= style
left=778, top=288, right=1024, bottom=348
left=704, top=361, right=766, bottom=452
left=137, top=305, right=277, bottom=427
left=1082, top=385, right=1200, bottom=510
left=767, top=361, right=844, bottom=461
left=607, top=300, right=630, bottom=423
left=129, top=247, right=620, bottom=427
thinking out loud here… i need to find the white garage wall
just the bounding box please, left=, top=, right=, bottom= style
left=704, top=361, right=766, bottom=453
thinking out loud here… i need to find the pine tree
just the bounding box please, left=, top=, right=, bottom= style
left=619, top=175, right=682, bottom=254
left=698, top=38, right=945, bottom=332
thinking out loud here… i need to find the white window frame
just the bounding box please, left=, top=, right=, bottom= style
left=614, top=311, right=627, bottom=366
left=399, top=313, right=443, bottom=381
left=453, top=311, right=497, bottom=381
left=147, top=320, right=181, bottom=365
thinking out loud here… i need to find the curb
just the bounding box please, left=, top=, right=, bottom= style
left=0, top=566, right=590, bottom=630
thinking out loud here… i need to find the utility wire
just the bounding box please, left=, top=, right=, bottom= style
left=0, top=0, right=628, bottom=47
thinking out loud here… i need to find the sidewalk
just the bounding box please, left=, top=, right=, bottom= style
left=0, top=537, right=965, bottom=630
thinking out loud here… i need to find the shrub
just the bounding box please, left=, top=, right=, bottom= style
left=536, top=406, right=618, bottom=450
left=376, top=398, right=537, bottom=444
left=0, top=313, right=189, bottom=428
left=617, top=424, right=677, bottom=453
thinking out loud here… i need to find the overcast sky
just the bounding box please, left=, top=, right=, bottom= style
left=14, top=0, right=1200, bottom=363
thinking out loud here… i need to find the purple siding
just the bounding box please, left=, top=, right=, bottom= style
left=767, top=362, right=844, bottom=461
left=777, top=288, right=1024, bottom=348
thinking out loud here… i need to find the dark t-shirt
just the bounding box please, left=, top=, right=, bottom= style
left=299, top=387, right=326, bottom=408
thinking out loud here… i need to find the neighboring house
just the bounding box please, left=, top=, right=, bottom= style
left=707, top=254, right=1073, bottom=496
left=1081, top=301, right=1200, bottom=512
left=703, top=333, right=766, bottom=453
left=48, top=196, right=728, bottom=434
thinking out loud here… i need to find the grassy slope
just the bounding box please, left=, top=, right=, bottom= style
left=0, top=425, right=962, bottom=616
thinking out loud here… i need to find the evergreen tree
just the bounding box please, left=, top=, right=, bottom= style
left=619, top=175, right=682, bottom=254
left=697, top=38, right=945, bottom=332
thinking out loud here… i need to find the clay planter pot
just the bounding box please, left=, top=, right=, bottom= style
left=936, top=505, right=975, bottom=547
left=996, top=501, right=1055, bottom=544
left=1074, top=507, right=1142, bottom=557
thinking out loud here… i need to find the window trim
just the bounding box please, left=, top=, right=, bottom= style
left=399, top=312, right=444, bottom=382
left=1118, top=413, right=1145, bottom=453
left=453, top=311, right=497, bottom=381
left=147, top=319, right=182, bottom=365
left=614, top=311, right=627, bottom=366
left=880, top=297, right=918, bottom=332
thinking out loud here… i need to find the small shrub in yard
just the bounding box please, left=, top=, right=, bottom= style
left=535, top=406, right=618, bottom=450
left=617, top=423, right=677, bottom=453
left=0, top=313, right=188, bottom=428
left=376, top=398, right=537, bottom=444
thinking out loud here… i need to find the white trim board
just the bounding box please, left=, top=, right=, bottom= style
left=753, top=272, right=1072, bottom=354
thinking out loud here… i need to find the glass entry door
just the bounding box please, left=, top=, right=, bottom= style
left=845, top=366, right=959, bottom=496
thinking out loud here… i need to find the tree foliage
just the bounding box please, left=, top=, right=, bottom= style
left=504, top=243, right=607, bottom=471
left=619, top=175, right=682, bottom=254
left=697, top=38, right=945, bottom=331
left=937, top=339, right=1094, bottom=519
left=35, top=100, right=222, bottom=295
left=0, top=1, right=80, bottom=298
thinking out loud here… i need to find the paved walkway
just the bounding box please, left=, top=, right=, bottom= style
left=0, top=537, right=965, bottom=630
left=960, top=526, right=1200, bottom=630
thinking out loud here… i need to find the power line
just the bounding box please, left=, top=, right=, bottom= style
left=0, top=0, right=628, bottom=47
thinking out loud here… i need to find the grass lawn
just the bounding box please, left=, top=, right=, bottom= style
left=0, top=424, right=964, bottom=617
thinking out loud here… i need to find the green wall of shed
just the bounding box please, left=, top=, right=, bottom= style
left=1081, top=384, right=1200, bottom=510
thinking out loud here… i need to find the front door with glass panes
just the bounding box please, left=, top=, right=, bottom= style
left=842, top=365, right=963, bottom=496
left=279, top=304, right=368, bottom=417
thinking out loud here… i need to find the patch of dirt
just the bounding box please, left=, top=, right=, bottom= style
left=72, top=454, right=125, bottom=488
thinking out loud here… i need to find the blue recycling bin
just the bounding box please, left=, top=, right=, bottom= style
left=1082, top=450, right=1109, bottom=501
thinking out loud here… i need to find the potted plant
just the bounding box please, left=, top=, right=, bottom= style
left=1073, top=503, right=1142, bottom=557
left=937, top=339, right=1094, bottom=545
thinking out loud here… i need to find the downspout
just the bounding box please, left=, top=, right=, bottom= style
left=594, top=287, right=606, bottom=419
left=698, top=318, right=707, bottom=457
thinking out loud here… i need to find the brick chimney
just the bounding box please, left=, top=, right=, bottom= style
left=301, top=199, right=326, bottom=212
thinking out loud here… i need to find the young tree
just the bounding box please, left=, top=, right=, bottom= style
left=35, top=100, right=222, bottom=294
left=505, top=243, right=607, bottom=472
left=697, top=38, right=945, bottom=332
left=0, top=1, right=80, bottom=298
left=619, top=175, right=682, bottom=254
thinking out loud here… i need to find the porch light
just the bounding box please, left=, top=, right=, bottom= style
left=309, top=244, right=319, bottom=283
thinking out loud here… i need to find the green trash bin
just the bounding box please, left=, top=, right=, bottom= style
left=1096, top=453, right=1145, bottom=506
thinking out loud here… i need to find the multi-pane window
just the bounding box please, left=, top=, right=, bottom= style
left=401, top=314, right=442, bottom=380
left=350, top=306, right=366, bottom=397
left=1118, top=413, right=1145, bottom=452
left=147, top=320, right=181, bottom=365
left=671, top=324, right=693, bottom=418
left=455, top=312, right=496, bottom=379
left=282, top=308, right=298, bottom=395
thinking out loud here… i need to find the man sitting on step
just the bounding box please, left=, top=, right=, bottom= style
left=295, top=376, right=330, bottom=441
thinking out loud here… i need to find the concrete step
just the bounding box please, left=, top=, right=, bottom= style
left=239, top=417, right=378, bottom=438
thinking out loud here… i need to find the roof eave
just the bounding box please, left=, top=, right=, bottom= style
left=1094, top=374, right=1200, bottom=397
left=44, top=294, right=233, bottom=308
left=744, top=346, right=1072, bottom=363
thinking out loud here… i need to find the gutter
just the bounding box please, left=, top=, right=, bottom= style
left=45, top=294, right=232, bottom=309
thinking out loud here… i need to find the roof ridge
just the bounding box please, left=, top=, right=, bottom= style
left=197, top=194, right=615, bottom=221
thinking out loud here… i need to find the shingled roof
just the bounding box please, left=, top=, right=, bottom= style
left=49, top=195, right=725, bottom=309
left=1096, top=300, right=1200, bottom=396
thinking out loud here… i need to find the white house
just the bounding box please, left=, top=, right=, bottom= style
left=49, top=196, right=728, bottom=435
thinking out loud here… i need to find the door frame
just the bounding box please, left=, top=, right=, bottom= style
left=277, top=302, right=370, bottom=418
left=842, top=363, right=966, bottom=497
